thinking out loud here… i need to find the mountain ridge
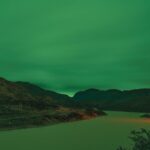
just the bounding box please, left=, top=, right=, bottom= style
left=0, top=77, right=105, bottom=130
left=73, top=88, right=150, bottom=112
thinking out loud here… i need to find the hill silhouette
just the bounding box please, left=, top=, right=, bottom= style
left=0, top=77, right=105, bottom=130
left=1, top=77, right=150, bottom=130
left=73, top=88, right=150, bottom=112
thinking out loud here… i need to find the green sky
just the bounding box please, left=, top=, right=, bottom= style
left=0, top=0, right=150, bottom=95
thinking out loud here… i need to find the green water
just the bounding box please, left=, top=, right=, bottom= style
left=0, top=111, right=150, bottom=150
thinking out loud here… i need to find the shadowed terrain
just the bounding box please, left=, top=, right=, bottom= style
left=0, top=77, right=105, bottom=130
left=73, top=88, right=150, bottom=112
left=1, top=77, right=150, bottom=130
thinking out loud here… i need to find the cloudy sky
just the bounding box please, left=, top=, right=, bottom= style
left=0, top=0, right=150, bottom=95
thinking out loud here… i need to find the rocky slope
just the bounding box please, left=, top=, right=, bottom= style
left=0, top=77, right=105, bottom=130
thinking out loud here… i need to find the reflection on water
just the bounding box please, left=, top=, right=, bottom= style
left=96, top=111, right=150, bottom=125
left=108, top=117, right=150, bottom=124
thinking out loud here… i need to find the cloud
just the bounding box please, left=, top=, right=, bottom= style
left=0, top=0, right=150, bottom=94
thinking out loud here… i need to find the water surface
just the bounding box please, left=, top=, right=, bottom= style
left=0, top=111, right=149, bottom=150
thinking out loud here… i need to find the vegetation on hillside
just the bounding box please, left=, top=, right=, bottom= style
left=73, top=89, right=150, bottom=112
left=0, top=77, right=106, bottom=130
left=117, top=129, right=150, bottom=150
